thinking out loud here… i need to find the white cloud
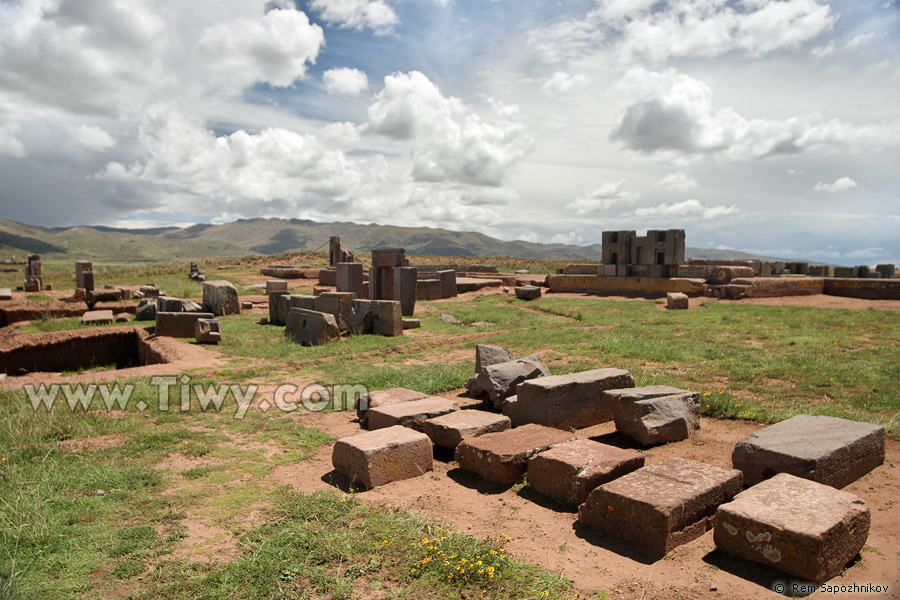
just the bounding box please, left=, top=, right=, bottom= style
left=657, top=171, right=698, bottom=191
left=846, top=32, right=875, bottom=50
left=70, top=125, right=116, bottom=152
left=814, top=176, right=858, bottom=193
left=565, top=180, right=639, bottom=215
left=811, top=43, right=834, bottom=59
left=365, top=71, right=533, bottom=186
left=196, top=9, right=324, bottom=91
left=323, top=68, right=369, bottom=96
left=550, top=231, right=585, bottom=245
left=540, top=71, right=589, bottom=96
left=309, top=0, right=398, bottom=34
left=0, top=122, right=27, bottom=157
left=634, top=199, right=738, bottom=219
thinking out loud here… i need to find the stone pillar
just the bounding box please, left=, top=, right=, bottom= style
left=336, top=262, right=364, bottom=297
left=437, top=269, right=457, bottom=298
left=75, top=261, right=93, bottom=289
left=398, top=266, right=417, bottom=316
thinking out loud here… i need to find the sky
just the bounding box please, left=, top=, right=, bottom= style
left=0, top=0, right=898, bottom=265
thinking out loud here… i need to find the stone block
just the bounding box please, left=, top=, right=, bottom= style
left=475, top=344, right=514, bottom=373
left=833, top=266, right=856, bottom=278
left=81, top=310, right=114, bottom=325
left=714, top=473, right=870, bottom=582
left=437, top=270, right=457, bottom=298
left=318, top=268, right=337, bottom=287
left=24, top=277, right=41, bottom=292
left=117, top=287, right=131, bottom=300
left=157, top=296, right=183, bottom=312
left=454, top=424, right=575, bottom=485
left=732, top=415, right=885, bottom=488
left=115, top=313, right=130, bottom=322
left=527, top=439, right=645, bottom=505
left=402, top=318, right=420, bottom=329
left=284, top=308, right=340, bottom=346
left=515, top=285, right=541, bottom=300
left=155, top=311, right=215, bottom=337
left=616, top=264, right=630, bottom=277
left=194, top=318, right=222, bottom=344
left=600, top=264, right=617, bottom=277
left=332, top=425, right=433, bottom=489
left=666, top=292, right=689, bottom=310
left=875, top=264, right=895, bottom=278
left=336, top=262, right=364, bottom=297
left=370, top=265, right=400, bottom=300
left=808, top=265, right=829, bottom=277
left=357, top=387, right=429, bottom=421
left=313, top=285, right=330, bottom=296
left=367, top=396, right=460, bottom=431
left=139, top=285, right=160, bottom=297
left=265, top=280, right=289, bottom=294
left=135, top=298, right=156, bottom=321
left=398, top=266, right=418, bottom=316
left=202, top=280, right=240, bottom=316
left=276, top=294, right=315, bottom=325
left=610, top=386, right=700, bottom=445
left=314, top=291, right=357, bottom=330
left=422, top=410, right=511, bottom=449
left=370, top=300, right=402, bottom=336
left=416, top=279, right=436, bottom=300
left=75, top=261, right=93, bottom=289
left=0, top=288, right=11, bottom=300
left=241, top=301, right=253, bottom=310
left=465, top=357, right=551, bottom=408
left=346, top=299, right=373, bottom=335
left=579, top=458, right=743, bottom=557
left=510, top=369, right=635, bottom=429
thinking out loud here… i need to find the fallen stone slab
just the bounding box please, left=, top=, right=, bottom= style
left=202, top=280, right=240, bottom=316
left=367, top=396, right=460, bottom=431
left=579, top=458, right=743, bottom=557
left=732, top=414, right=885, bottom=488
left=456, top=277, right=503, bottom=293
left=666, top=292, right=689, bottom=309
left=276, top=294, right=316, bottom=326
left=356, top=387, right=429, bottom=421
left=454, top=424, right=575, bottom=485
left=422, top=410, right=511, bottom=449
left=515, top=285, right=542, bottom=301
left=284, top=308, right=340, bottom=346
left=714, top=473, right=870, bottom=582
left=474, top=344, right=513, bottom=373
left=465, top=356, right=551, bottom=408
left=115, top=313, right=130, bottom=323
left=265, top=280, right=289, bottom=294
left=81, top=310, right=114, bottom=325
left=527, top=439, right=645, bottom=505
left=0, top=288, right=12, bottom=300
left=332, top=425, right=433, bottom=489
left=402, top=318, right=420, bottom=329
left=608, top=386, right=700, bottom=445
left=155, top=311, right=215, bottom=337
left=135, top=298, right=156, bottom=321
left=194, top=318, right=222, bottom=344
left=509, top=368, right=635, bottom=428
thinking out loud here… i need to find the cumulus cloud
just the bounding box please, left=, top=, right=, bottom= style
left=0, top=122, right=27, bottom=157
left=323, top=68, right=369, bottom=96
left=365, top=71, right=533, bottom=186
left=196, top=9, right=324, bottom=91
left=540, top=71, right=589, bottom=96
left=814, top=176, right=858, bottom=193
left=565, top=180, right=639, bottom=215
left=611, top=67, right=900, bottom=160
left=657, top=171, right=698, bottom=191
left=70, top=125, right=116, bottom=152
left=309, top=0, right=398, bottom=34
left=634, top=199, right=738, bottom=219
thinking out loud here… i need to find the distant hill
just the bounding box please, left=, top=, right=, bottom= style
left=0, top=217, right=798, bottom=263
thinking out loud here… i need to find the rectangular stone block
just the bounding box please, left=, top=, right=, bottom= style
left=75, top=261, right=93, bottom=289
left=314, top=291, right=357, bottom=330
left=332, top=425, right=433, bottom=489
left=714, top=473, right=870, bottom=582
left=398, top=266, right=417, bottom=316
left=402, top=318, right=420, bottom=329
left=666, top=292, right=689, bottom=309
left=81, top=310, right=114, bottom=325
left=416, top=279, right=438, bottom=300
left=454, top=424, right=575, bottom=485
left=511, top=369, right=635, bottom=429
left=422, top=410, right=511, bottom=449
left=318, top=268, right=337, bottom=286
left=600, top=264, right=617, bottom=277
left=514, top=285, right=541, bottom=300
left=157, top=296, right=183, bottom=312
left=202, top=280, right=240, bottom=316
left=0, top=288, right=11, bottom=300
left=336, top=262, right=364, bottom=297
left=579, top=458, right=743, bottom=557
left=155, top=311, right=215, bottom=337
left=357, top=387, right=429, bottom=421
left=608, top=386, right=700, bottom=445
left=266, top=280, right=288, bottom=294
left=732, top=415, right=885, bottom=488
left=527, top=439, right=645, bottom=505
left=194, top=318, right=222, bottom=344
left=370, top=266, right=400, bottom=300
left=833, top=266, right=856, bottom=278
left=370, top=300, right=402, bottom=336
left=284, top=308, right=340, bottom=346
left=277, top=294, right=315, bottom=325
left=346, top=299, right=373, bottom=335
left=371, top=248, right=406, bottom=268
left=24, top=277, right=41, bottom=292
left=367, top=396, right=459, bottom=431
left=437, top=270, right=457, bottom=298
left=268, top=292, right=287, bottom=324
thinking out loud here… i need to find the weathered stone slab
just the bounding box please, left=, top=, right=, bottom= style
left=402, top=318, right=420, bottom=329
left=475, top=344, right=514, bottom=373
left=422, top=410, right=511, bottom=449
left=666, top=292, right=689, bottom=309
left=527, top=439, right=645, bottom=505
left=609, top=386, right=700, bottom=445
left=367, top=397, right=459, bottom=431
left=336, top=262, right=365, bottom=297
left=276, top=294, right=316, bottom=325
left=0, top=288, right=11, bottom=300
left=202, top=280, right=240, bottom=316
left=356, top=387, right=429, bottom=421
left=714, top=473, right=870, bottom=582
left=579, top=458, right=743, bottom=557
left=135, top=298, right=156, bottom=321
left=454, top=424, right=575, bottom=485
left=24, top=277, right=41, bottom=292
left=155, top=311, right=215, bottom=337
left=370, top=300, right=402, bottom=337
left=115, top=313, right=130, bottom=322
left=515, top=285, right=542, bottom=300
left=314, top=291, right=357, bottom=330
left=398, top=266, right=417, bottom=316
left=510, top=369, right=635, bottom=429
left=332, top=425, right=433, bottom=489
left=465, top=357, right=551, bottom=408
left=157, top=296, right=184, bottom=312
left=75, top=261, right=93, bottom=289
left=194, top=318, right=222, bottom=344
left=81, top=310, right=114, bottom=325
left=318, top=269, right=337, bottom=287
left=265, top=280, right=288, bottom=294
left=284, top=308, right=340, bottom=346
left=437, top=270, right=457, bottom=298
left=732, top=415, right=885, bottom=488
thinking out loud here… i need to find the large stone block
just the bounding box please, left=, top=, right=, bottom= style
left=356, top=387, right=429, bottom=421
left=475, top=344, right=514, bottom=373
left=346, top=299, right=373, bottom=335
left=75, top=261, right=93, bottom=290
left=510, top=369, right=635, bottom=429
left=732, top=415, right=885, bottom=488
left=156, top=311, right=215, bottom=337
left=515, top=285, right=542, bottom=301
left=0, top=288, right=12, bottom=300
left=336, top=262, right=365, bottom=297
left=714, top=473, right=870, bottom=582
left=194, top=318, right=222, bottom=344
left=284, top=308, right=340, bottom=346
left=367, top=396, right=459, bottom=431
left=454, top=424, right=575, bottom=485
left=266, top=280, right=288, bottom=294
left=370, top=300, right=402, bottom=336
left=398, top=266, right=418, bottom=316
left=81, top=310, right=114, bottom=325
left=202, top=280, right=240, bottom=316
left=422, top=410, right=511, bottom=449
left=666, top=292, right=689, bottom=310
left=608, top=386, right=700, bottom=445
left=527, top=439, right=645, bottom=505
left=332, top=425, right=433, bottom=489
left=314, top=291, right=357, bottom=330
left=465, top=357, right=551, bottom=408
left=276, top=294, right=315, bottom=326
left=437, top=270, right=457, bottom=298
left=579, top=458, right=743, bottom=557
